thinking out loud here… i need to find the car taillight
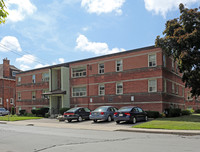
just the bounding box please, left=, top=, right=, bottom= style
left=114, top=112, right=118, bottom=116
left=125, top=113, right=130, bottom=116
left=100, top=112, right=104, bottom=115
left=64, top=113, right=74, bottom=115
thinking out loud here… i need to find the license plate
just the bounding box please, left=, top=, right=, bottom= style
left=119, top=114, right=123, bottom=116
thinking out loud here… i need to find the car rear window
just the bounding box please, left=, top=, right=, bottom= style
left=94, top=107, right=108, bottom=112
left=0, top=108, right=5, bottom=111
left=66, top=107, right=80, bottom=112
left=118, top=107, right=132, bottom=112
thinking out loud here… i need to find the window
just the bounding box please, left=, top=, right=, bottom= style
left=98, top=63, right=104, bottom=74
left=0, top=98, right=2, bottom=105
left=18, top=77, right=21, bottom=85
left=163, top=54, right=166, bottom=67
left=10, top=98, right=14, bottom=105
left=172, top=59, right=174, bottom=70
left=148, top=79, right=157, bottom=92
left=148, top=54, right=156, bottom=67
left=12, top=71, right=18, bottom=77
left=187, top=92, right=193, bottom=101
left=116, top=82, right=123, bottom=94
left=182, top=87, right=185, bottom=97
left=42, top=72, right=49, bottom=82
left=99, top=84, right=105, bottom=96
left=176, top=85, right=179, bottom=95
left=175, top=63, right=178, bottom=73
left=32, top=92, right=36, bottom=100
left=164, top=79, right=167, bottom=93
left=32, top=75, right=36, bottom=83
left=72, top=67, right=86, bottom=78
left=172, top=83, right=175, bottom=94
left=72, top=87, right=86, bottom=97
left=18, top=93, right=21, bottom=100
left=116, top=60, right=123, bottom=72
left=42, top=90, right=49, bottom=99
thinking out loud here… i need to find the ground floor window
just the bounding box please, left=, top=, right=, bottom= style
left=72, top=86, right=87, bottom=97
left=0, top=98, right=2, bottom=105
left=10, top=98, right=14, bottom=105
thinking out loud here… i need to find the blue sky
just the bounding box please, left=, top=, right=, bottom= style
left=0, top=0, right=200, bottom=71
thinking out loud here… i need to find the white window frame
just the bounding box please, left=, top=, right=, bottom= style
left=176, top=85, right=179, bottom=95
left=42, top=72, right=49, bottom=82
left=187, top=92, right=193, bottom=101
left=72, top=67, right=87, bottom=78
left=98, top=63, right=104, bottom=74
left=116, top=82, right=123, bottom=95
left=12, top=71, right=18, bottom=77
left=18, top=77, right=21, bottom=85
left=116, top=60, right=123, bottom=72
left=32, top=91, right=36, bottom=100
left=99, top=84, right=105, bottom=96
left=18, top=93, right=21, bottom=101
left=32, top=75, right=36, bottom=83
left=172, top=83, right=175, bottom=94
left=0, top=98, right=2, bottom=105
left=148, top=54, right=156, bottom=67
left=72, top=86, right=87, bottom=97
left=10, top=98, right=14, bottom=105
left=148, top=79, right=157, bottom=92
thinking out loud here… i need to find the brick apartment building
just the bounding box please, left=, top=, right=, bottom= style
left=15, top=46, right=200, bottom=114
left=0, top=58, right=21, bottom=111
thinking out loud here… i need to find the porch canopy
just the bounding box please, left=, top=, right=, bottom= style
left=42, top=90, right=66, bottom=96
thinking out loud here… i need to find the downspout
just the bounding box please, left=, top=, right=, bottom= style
left=87, top=64, right=90, bottom=109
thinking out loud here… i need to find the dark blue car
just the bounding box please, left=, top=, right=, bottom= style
left=89, top=106, right=118, bottom=122
left=114, top=106, right=148, bottom=124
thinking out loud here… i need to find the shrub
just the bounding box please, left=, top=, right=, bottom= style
left=45, top=113, right=50, bottom=118
left=145, top=111, right=160, bottom=118
left=31, top=109, right=36, bottom=115
left=195, top=109, right=200, bottom=113
left=35, top=107, right=49, bottom=117
left=168, top=108, right=181, bottom=117
left=19, top=109, right=27, bottom=116
left=59, top=107, right=70, bottom=115
left=181, top=110, right=191, bottom=115
left=11, top=106, right=15, bottom=115
left=26, top=113, right=36, bottom=117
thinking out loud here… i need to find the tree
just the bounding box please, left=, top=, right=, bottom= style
left=0, top=0, right=8, bottom=24
left=156, top=3, right=200, bottom=97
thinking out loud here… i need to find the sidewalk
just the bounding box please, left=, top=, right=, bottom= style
left=1, top=118, right=200, bottom=135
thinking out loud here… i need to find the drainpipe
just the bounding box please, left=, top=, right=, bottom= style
left=87, top=64, right=90, bottom=109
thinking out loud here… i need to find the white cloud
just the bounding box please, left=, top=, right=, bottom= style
left=59, top=58, right=65, bottom=63
left=75, top=34, right=125, bottom=55
left=16, top=54, right=36, bottom=64
left=0, top=36, right=22, bottom=52
left=34, top=64, right=49, bottom=69
left=5, top=0, right=37, bottom=22
left=81, top=0, right=125, bottom=15
left=144, top=0, right=199, bottom=17
left=19, top=64, right=31, bottom=71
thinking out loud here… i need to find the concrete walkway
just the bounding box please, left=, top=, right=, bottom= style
left=1, top=118, right=200, bottom=135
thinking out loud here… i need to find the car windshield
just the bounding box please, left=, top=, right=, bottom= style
left=66, top=107, right=80, bottom=112
left=0, top=108, right=5, bottom=111
left=118, top=107, right=132, bottom=112
left=94, top=106, right=108, bottom=112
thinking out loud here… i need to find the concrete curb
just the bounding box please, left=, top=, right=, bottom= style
left=115, top=128, right=200, bottom=136
left=0, top=121, right=7, bottom=124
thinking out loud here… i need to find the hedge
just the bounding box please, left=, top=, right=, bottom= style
left=145, top=111, right=160, bottom=118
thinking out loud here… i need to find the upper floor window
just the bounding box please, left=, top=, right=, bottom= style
left=164, top=79, right=167, bottom=93
left=172, top=83, right=175, bottom=94
left=12, top=71, right=18, bottom=77
left=148, top=79, right=157, bottom=92
left=116, top=60, right=123, bottom=72
left=175, top=62, right=178, bottom=73
left=99, top=84, right=105, bottom=96
left=32, top=91, right=36, bottom=100
left=10, top=98, right=14, bottom=104
left=18, top=93, right=21, bottom=100
left=0, top=98, right=2, bottom=105
left=187, top=92, right=193, bottom=100
left=116, top=82, right=123, bottom=94
left=182, top=87, right=185, bottom=97
left=32, top=75, right=36, bottom=83
left=72, top=67, right=86, bottom=78
left=163, top=54, right=166, bottom=67
left=176, top=85, right=179, bottom=95
left=42, top=89, right=49, bottom=99
left=42, top=72, right=49, bottom=82
left=148, top=54, right=156, bottom=67
left=18, top=77, right=21, bottom=85
left=72, top=86, right=86, bottom=97
left=172, top=59, right=175, bottom=70
left=98, top=63, right=104, bottom=74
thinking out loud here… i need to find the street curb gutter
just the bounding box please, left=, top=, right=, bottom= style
left=115, top=129, right=200, bottom=136
left=0, top=121, right=7, bottom=124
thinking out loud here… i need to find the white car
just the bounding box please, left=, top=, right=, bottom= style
left=0, top=108, right=9, bottom=116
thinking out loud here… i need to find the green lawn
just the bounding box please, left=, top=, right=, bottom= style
left=0, top=115, right=43, bottom=121
left=133, top=114, right=200, bottom=130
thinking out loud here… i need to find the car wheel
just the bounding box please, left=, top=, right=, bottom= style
left=78, top=116, right=83, bottom=122
left=67, top=119, right=72, bottom=122
left=132, top=117, right=136, bottom=124
left=107, top=116, right=112, bottom=122
left=93, top=119, right=97, bottom=123
left=116, top=121, right=120, bottom=124
left=145, top=116, right=148, bottom=121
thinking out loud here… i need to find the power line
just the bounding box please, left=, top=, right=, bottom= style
left=0, top=43, right=48, bottom=65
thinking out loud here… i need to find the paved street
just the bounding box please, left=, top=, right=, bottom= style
left=0, top=123, right=200, bottom=152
